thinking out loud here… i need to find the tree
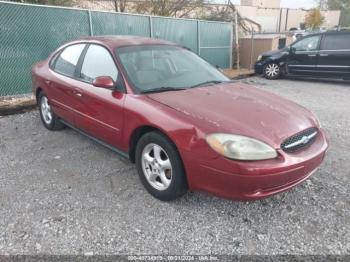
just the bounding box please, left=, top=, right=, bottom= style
left=133, top=0, right=205, bottom=18
left=327, top=0, right=350, bottom=26
left=327, top=0, right=349, bottom=10
left=12, top=0, right=73, bottom=6
left=305, top=8, right=325, bottom=29
left=113, top=0, right=127, bottom=12
left=316, top=0, right=327, bottom=9
left=201, top=2, right=233, bottom=22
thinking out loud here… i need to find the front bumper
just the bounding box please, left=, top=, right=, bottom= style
left=254, top=61, right=264, bottom=74
left=182, top=129, right=328, bottom=200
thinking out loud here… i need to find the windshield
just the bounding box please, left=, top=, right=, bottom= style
left=116, top=45, right=229, bottom=93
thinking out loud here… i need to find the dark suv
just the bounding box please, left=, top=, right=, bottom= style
left=255, top=31, right=350, bottom=80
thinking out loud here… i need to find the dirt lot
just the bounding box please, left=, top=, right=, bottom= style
left=0, top=77, right=349, bottom=255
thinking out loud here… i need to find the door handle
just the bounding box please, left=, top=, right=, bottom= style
left=73, top=88, right=83, bottom=97
left=320, top=54, right=329, bottom=57
left=44, top=79, right=51, bottom=85
left=308, top=54, right=317, bottom=57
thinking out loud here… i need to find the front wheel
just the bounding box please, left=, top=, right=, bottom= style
left=135, top=132, right=187, bottom=201
left=263, top=63, right=281, bottom=80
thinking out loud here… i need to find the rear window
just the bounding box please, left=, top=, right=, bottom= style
left=321, top=34, right=350, bottom=50
left=53, top=44, right=86, bottom=77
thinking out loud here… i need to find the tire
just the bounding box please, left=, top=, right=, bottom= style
left=135, top=131, right=188, bottom=201
left=263, top=63, right=281, bottom=80
left=38, top=92, right=65, bottom=131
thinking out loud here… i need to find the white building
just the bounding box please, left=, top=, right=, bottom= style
left=237, top=0, right=340, bottom=32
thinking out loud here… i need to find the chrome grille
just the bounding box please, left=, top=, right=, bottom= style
left=281, top=127, right=318, bottom=152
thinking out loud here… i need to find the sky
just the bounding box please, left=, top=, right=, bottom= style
left=280, top=0, right=316, bottom=9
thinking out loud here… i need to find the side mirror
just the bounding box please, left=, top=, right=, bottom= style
left=92, top=76, right=115, bottom=89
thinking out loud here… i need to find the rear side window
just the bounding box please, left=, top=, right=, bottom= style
left=53, top=44, right=86, bottom=77
left=321, top=34, right=350, bottom=50
left=80, top=45, right=118, bottom=83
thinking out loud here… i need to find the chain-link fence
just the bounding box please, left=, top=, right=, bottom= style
left=0, top=1, right=233, bottom=96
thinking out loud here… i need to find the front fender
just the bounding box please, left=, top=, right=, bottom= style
left=122, top=95, right=219, bottom=160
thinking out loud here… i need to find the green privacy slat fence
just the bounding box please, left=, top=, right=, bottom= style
left=91, top=11, right=151, bottom=37
left=199, top=21, right=232, bottom=69
left=0, top=1, right=232, bottom=96
left=151, top=17, right=199, bottom=54
left=0, top=2, right=91, bottom=96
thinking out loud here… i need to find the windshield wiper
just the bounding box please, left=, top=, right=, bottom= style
left=141, top=87, right=187, bottom=94
left=189, top=80, right=232, bottom=88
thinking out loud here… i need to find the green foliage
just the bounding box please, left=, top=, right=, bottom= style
left=305, top=8, right=325, bottom=29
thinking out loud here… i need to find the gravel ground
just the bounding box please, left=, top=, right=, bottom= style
left=0, top=76, right=349, bottom=255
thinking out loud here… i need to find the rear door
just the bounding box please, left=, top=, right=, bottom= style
left=48, top=44, right=86, bottom=124
left=317, top=33, right=350, bottom=78
left=72, top=44, right=126, bottom=149
left=286, top=35, right=321, bottom=75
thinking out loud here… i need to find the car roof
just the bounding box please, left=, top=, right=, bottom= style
left=297, top=30, right=350, bottom=39
left=75, top=35, right=178, bottom=49
left=324, top=30, right=350, bottom=35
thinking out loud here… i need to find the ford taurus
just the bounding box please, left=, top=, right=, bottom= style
left=32, top=36, right=328, bottom=201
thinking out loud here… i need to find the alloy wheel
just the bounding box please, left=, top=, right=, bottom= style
left=141, top=143, right=172, bottom=191
left=40, top=96, right=52, bottom=125
left=265, top=63, right=280, bottom=78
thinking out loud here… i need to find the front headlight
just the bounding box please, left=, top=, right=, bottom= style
left=206, top=133, right=277, bottom=161
left=257, top=55, right=262, bottom=61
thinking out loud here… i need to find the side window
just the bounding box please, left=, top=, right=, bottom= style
left=292, top=35, right=321, bottom=51
left=53, top=44, right=86, bottom=77
left=321, top=34, right=350, bottom=50
left=80, top=45, right=118, bottom=83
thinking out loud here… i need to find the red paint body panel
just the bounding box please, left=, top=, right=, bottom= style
left=31, top=36, right=329, bottom=201
left=181, top=129, right=328, bottom=200
left=70, top=80, right=125, bottom=148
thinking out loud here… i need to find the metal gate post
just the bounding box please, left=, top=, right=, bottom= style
left=249, top=29, right=255, bottom=70
left=149, top=16, right=153, bottom=38
left=197, top=20, right=201, bottom=55
left=230, top=21, right=234, bottom=69
left=88, top=10, right=93, bottom=36
left=234, top=10, right=240, bottom=70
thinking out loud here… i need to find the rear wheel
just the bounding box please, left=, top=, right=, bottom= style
left=263, top=63, right=281, bottom=80
left=135, top=132, right=187, bottom=201
left=38, top=92, right=65, bottom=130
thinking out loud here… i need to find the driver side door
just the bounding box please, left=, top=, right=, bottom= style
left=72, top=44, right=126, bottom=149
left=286, top=35, right=321, bottom=75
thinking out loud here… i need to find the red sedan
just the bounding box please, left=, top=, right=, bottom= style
left=32, top=36, right=328, bottom=201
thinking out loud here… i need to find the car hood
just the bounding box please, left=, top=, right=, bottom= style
left=262, top=49, right=281, bottom=56
left=146, top=82, right=318, bottom=148
left=262, top=48, right=286, bottom=57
